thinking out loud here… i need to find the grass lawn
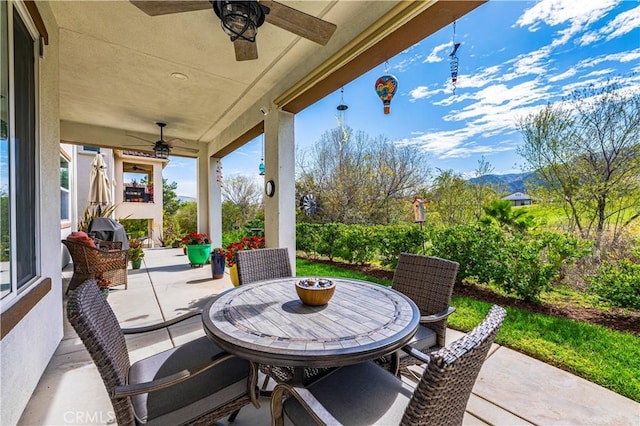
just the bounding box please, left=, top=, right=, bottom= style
left=296, top=258, right=640, bottom=402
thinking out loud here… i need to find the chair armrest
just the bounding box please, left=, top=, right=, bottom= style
left=271, top=382, right=341, bottom=426
left=121, top=311, right=202, bottom=334
left=420, top=306, right=456, bottom=323
left=401, top=345, right=432, bottom=364
left=112, top=352, right=235, bottom=398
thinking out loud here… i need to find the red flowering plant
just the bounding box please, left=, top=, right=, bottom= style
left=225, top=236, right=265, bottom=267
left=181, top=232, right=210, bottom=245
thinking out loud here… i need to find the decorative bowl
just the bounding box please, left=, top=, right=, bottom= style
left=295, top=278, right=336, bottom=306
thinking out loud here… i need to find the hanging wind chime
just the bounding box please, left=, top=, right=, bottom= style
left=449, top=20, right=461, bottom=95
left=375, top=62, right=398, bottom=114
left=336, top=87, right=349, bottom=143
left=258, top=134, right=265, bottom=176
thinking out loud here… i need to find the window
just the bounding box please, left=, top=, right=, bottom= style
left=60, top=153, right=70, bottom=223
left=0, top=0, right=9, bottom=298
left=82, top=145, right=100, bottom=153
left=1, top=2, right=39, bottom=301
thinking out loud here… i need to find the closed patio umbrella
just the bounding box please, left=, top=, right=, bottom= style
left=89, top=153, right=112, bottom=209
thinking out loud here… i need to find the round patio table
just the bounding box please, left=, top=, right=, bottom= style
left=202, top=277, right=419, bottom=378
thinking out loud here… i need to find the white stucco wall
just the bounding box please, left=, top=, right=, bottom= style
left=0, top=2, right=63, bottom=424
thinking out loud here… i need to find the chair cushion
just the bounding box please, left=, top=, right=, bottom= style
left=67, top=231, right=96, bottom=247
left=129, top=336, right=250, bottom=425
left=410, top=324, right=437, bottom=351
left=284, top=362, right=413, bottom=425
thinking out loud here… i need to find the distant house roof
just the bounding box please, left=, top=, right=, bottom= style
left=502, top=192, right=532, bottom=201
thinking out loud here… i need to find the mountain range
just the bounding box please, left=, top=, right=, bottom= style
left=468, top=171, right=536, bottom=194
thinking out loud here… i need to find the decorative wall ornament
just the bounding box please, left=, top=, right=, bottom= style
left=215, top=160, right=223, bottom=186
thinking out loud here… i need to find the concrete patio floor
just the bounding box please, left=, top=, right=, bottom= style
left=19, top=248, right=640, bottom=425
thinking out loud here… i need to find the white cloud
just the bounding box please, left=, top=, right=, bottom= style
left=580, top=49, right=640, bottom=67
left=605, top=5, right=640, bottom=39
left=392, top=53, right=424, bottom=72
left=516, top=0, right=619, bottom=47
left=579, top=4, right=640, bottom=45
left=549, top=68, right=578, bottom=82
left=424, top=42, right=451, bottom=63
left=582, top=68, right=616, bottom=78
left=440, top=144, right=516, bottom=160
left=517, top=0, right=618, bottom=30
left=409, top=85, right=447, bottom=101
left=503, top=47, right=551, bottom=81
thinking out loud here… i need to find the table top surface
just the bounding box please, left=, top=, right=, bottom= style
left=202, top=277, right=420, bottom=368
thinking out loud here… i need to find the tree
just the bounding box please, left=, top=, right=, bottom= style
left=480, top=200, right=534, bottom=233
left=162, top=179, right=182, bottom=246
left=297, top=127, right=430, bottom=224
left=518, top=79, right=640, bottom=247
left=221, top=175, right=261, bottom=226
left=163, top=178, right=181, bottom=216
left=174, top=201, right=197, bottom=234
left=428, top=169, right=476, bottom=226
left=469, top=157, right=501, bottom=220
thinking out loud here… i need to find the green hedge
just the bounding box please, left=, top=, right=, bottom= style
left=295, top=223, right=590, bottom=302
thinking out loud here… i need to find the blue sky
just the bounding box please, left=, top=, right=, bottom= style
left=165, top=0, right=640, bottom=198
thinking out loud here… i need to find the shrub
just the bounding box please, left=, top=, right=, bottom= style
left=429, top=225, right=508, bottom=285
left=377, top=224, right=426, bottom=268
left=296, top=223, right=322, bottom=256
left=335, top=224, right=378, bottom=265
left=499, top=235, right=556, bottom=301
left=587, top=260, right=640, bottom=309
left=316, top=223, right=343, bottom=261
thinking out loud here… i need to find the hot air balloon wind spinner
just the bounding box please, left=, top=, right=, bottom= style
left=375, top=64, right=398, bottom=114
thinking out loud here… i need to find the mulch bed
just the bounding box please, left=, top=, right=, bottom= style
left=309, top=257, right=640, bottom=336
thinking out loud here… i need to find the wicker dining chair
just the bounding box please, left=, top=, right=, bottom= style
left=235, top=247, right=292, bottom=285
left=271, top=305, right=506, bottom=426
left=62, top=238, right=129, bottom=293
left=383, top=253, right=459, bottom=375
left=235, top=248, right=330, bottom=389
left=67, top=280, right=259, bottom=426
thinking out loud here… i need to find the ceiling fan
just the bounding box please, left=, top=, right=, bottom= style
left=126, top=122, right=199, bottom=158
left=129, top=0, right=337, bottom=61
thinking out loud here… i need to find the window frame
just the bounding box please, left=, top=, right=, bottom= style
left=60, top=149, right=71, bottom=226
left=1, top=0, right=41, bottom=306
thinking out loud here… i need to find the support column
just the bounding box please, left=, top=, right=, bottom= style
left=210, top=157, right=223, bottom=248
left=197, top=153, right=210, bottom=237
left=264, top=110, right=296, bottom=274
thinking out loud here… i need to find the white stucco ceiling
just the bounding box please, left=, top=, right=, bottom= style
left=50, top=1, right=403, bottom=154
left=50, top=1, right=484, bottom=157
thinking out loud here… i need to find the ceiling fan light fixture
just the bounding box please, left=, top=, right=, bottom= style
left=154, top=141, right=170, bottom=159
left=213, top=1, right=265, bottom=42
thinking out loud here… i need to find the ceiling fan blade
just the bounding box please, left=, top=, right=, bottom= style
left=262, top=1, right=336, bottom=46
left=130, top=1, right=211, bottom=16
left=234, top=39, right=258, bottom=61
left=166, top=138, right=200, bottom=153
left=127, top=134, right=154, bottom=144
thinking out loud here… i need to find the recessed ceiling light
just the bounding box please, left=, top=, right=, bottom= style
left=170, top=72, right=188, bottom=81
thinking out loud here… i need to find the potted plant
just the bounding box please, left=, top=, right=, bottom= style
left=128, top=238, right=145, bottom=269
left=225, top=236, right=266, bottom=286
left=211, top=248, right=226, bottom=279
left=182, top=232, right=211, bottom=267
